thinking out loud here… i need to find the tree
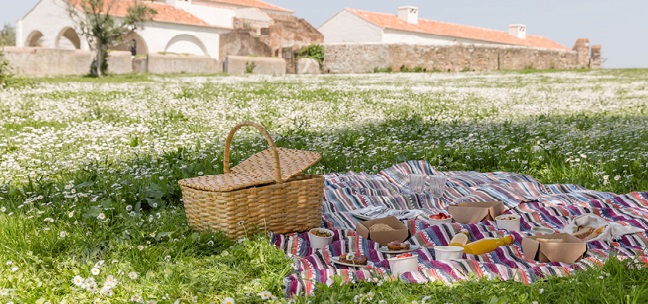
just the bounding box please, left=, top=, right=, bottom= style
left=0, top=48, right=14, bottom=88
left=67, top=0, right=156, bottom=77
left=0, top=23, right=16, bottom=46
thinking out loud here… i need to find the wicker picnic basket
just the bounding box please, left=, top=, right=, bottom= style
left=178, top=122, right=324, bottom=238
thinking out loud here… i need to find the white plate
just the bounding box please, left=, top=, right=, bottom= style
left=349, top=207, right=423, bottom=221
left=378, top=245, right=420, bottom=254
left=331, top=256, right=373, bottom=268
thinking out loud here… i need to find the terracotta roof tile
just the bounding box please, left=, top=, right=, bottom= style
left=347, top=9, right=568, bottom=50
left=67, top=0, right=211, bottom=27
left=200, top=0, right=291, bottom=12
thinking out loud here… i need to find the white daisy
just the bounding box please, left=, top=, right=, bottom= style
left=128, top=271, right=138, bottom=280
left=72, top=275, right=84, bottom=286
left=259, top=291, right=272, bottom=300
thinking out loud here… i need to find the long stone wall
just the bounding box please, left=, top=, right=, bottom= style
left=323, top=43, right=594, bottom=74
left=146, top=53, right=220, bottom=74
left=4, top=42, right=601, bottom=77
left=2, top=47, right=221, bottom=76
left=224, top=55, right=285, bottom=75
left=3, top=47, right=93, bottom=77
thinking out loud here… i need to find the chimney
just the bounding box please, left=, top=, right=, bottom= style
left=398, top=6, right=419, bottom=24
left=508, top=24, right=526, bottom=39
left=165, top=0, right=192, bottom=8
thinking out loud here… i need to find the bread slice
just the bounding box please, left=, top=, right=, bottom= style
left=572, top=227, right=594, bottom=240
left=582, top=226, right=606, bottom=241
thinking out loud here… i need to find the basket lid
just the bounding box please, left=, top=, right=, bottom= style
left=178, top=147, right=320, bottom=192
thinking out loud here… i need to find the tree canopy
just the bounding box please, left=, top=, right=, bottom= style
left=67, top=0, right=156, bottom=77
left=0, top=23, right=16, bottom=46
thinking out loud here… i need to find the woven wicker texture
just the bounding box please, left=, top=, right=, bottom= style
left=182, top=174, right=324, bottom=238
left=178, top=122, right=321, bottom=192
left=179, top=122, right=324, bottom=238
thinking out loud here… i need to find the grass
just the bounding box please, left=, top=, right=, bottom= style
left=0, top=69, right=648, bottom=303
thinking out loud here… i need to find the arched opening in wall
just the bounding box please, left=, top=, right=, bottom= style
left=164, top=35, right=208, bottom=56
left=26, top=31, right=44, bottom=47
left=111, top=33, right=148, bottom=56
left=55, top=27, right=81, bottom=49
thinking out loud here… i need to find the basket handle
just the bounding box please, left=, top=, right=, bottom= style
left=223, top=121, right=283, bottom=184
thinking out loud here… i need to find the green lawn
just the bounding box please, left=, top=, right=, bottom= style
left=1, top=69, right=648, bottom=303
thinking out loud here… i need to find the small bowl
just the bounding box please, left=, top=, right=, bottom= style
left=531, top=227, right=555, bottom=235
left=427, top=213, right=453, bottom=225
left=387, top=253, right=419, bottom=276
left=308, top=228, right=334, bottom=249
left=495, top=214, right=521, bottom=232
left=434, top=246, right=464, bottom=261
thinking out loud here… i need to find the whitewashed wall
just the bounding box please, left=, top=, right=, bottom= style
left=18, top=0, right=226, bottom=59
left=17, top=0, right=90, bottom=50
left=319, top=10, right=382, bottom=44
left=382, top=29, right=503, bottom=45
left=185, top=4, right=235, bottom=29
left=139, top=21, right=223, bottom=57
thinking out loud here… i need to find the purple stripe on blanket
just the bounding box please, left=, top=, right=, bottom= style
left=271, top=161, right=648, bottom=296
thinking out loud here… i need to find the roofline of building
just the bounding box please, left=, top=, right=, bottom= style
left=347, top=8, right=568, bottom=50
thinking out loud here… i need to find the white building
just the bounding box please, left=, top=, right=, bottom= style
left=16, top=0, right=294, bottom=58
left=319, top=6, right=567, bottom=50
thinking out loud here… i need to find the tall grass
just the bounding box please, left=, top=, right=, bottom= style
left=0, top=70, right=647, bottom=303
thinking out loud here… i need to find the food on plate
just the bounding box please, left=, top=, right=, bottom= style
left=498, top=216, right=518, bottom=221
left=537, top=238, right=565, bottom=243
left=572, top=227, right=594, bottom=240
left=572, top=226, right=606, bottom=241
left=338, top=253, right=368, bottom=265
left=370, top=223, right=395, bottom=232
left=310, top=229, right=332, bottom=238
left=396, top=253, right=413, bottom=259
left=387, top=241, right=410, bottom=251
left=429, top=213, right=451, bottom=220
left=582, top=226, right=606, bottom=241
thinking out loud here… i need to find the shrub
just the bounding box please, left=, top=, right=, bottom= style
left=0, top=23, right=16, bottom=46
left=245, top=61, right=256, bottom=74
left=373, top=67, right=392, bottom=73
left=298, top=44, right=324, bottom=67
left=0, top=48, right=14, bottom=88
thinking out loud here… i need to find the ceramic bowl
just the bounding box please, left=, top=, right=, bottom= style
left=495, top=214, right=521, bottom=232
left=434, top=246, right=464, bottom=261
left=388, top=253, right=419, bottom=276
left=427, top=213, right=453, bottom=225
left=308, top=228, right=334, bottom=249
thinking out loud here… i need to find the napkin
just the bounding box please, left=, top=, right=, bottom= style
left=561, top=213, right=642, bottom=242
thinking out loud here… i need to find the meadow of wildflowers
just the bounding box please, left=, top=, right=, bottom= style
left=0, top=69, right=648, bottom=303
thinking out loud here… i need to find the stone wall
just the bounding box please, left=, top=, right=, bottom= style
left=146, top=53, right=220, bottom=74
left=219, top=31, right=273, bottom=65
left=3, top=46, right=93, bottom=76
left=262, top=13, right=324, bottom=57
left=3, top=47, right=221, bottom=76
left=107, top=51, right=133, bottom=74
left=296, top=58, right=320, bottom=74
left=590, top=45, right=602, bottom=69
left=323, top=42, right=594, bottom=74
left=224, top=55, right=285, bottom=75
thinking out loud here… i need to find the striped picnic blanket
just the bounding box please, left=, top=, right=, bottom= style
left=271, top=160, right=648, bottom=297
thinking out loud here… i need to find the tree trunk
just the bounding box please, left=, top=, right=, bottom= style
left=96, top=48, right=104, bottom=78
left=95, top=41, right=105, bottom=78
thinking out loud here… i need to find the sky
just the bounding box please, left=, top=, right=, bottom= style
left=2, top=0, right=647, bottom=68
